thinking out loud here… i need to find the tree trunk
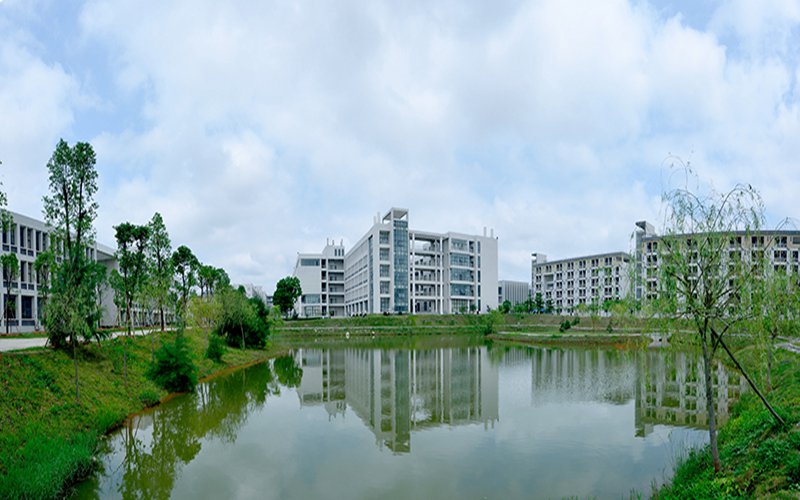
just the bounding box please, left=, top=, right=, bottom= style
left=700, top=332, right=721, bottom=473
left=160, top=305, right=165, bottom=332
left=240, top=323, right=245, bottom=350
left=714, top=330, right=784, bottom=426
left=72, top=331, right=80, bottom=403
left=767, top=340, right=773, bottom=392
left=124, top=300, right=131, bottom=389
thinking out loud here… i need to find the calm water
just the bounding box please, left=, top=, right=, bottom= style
left=72, top=340, right=745, bottom=499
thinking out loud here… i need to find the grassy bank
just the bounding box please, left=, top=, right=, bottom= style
left=0, top=330, right=281, bottom=499
left=656, top=347, right=800, bottom=498
left=275, top=312, right=657, bottom=339
left=488, top=331, right=651, bottom=348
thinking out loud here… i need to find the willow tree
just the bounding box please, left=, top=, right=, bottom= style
left=654, top=166, right=784, bottom=473
left=42, top=139, right=100, bottom=402
left=751, top=263, right=800, bottom=391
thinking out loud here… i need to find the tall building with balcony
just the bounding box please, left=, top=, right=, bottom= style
left=633, top=220, right=800, bottom=302
left=295, top=208, right=499, bottom=317
left=1, top=211, right=118, bottom=333
left=531, top=251, right=631, bottom=314
left=344, top=208, right=498, bottom=315
left=293, top=240, right=346, bottom=318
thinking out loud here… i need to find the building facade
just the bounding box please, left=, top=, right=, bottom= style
left=294, top=208, right=499, bottom=317
left=293, top=240, right=346, bottom=318
left=343, top=208, right=498, bottom=315
left=633, top=220, right=800, bottom=302
left=531, top=251, right=631, bottom=314
left=498, top=280, right=530, bottom=307
left=1, top=211, right=118, bottom=333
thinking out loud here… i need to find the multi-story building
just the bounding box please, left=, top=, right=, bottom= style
left=1, top=211, right=118, bottom=333
left=293, top=240, right=346, bottom=318
left=498, top=280, right=530, bottom=307
left=633, top=220, right=800, bottom=302
left=344, top=208, right=498, bottom=315
left=531, top=251, right=631, bottom=314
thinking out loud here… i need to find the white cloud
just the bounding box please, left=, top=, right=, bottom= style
left=0, top=0, right=798, bottom=289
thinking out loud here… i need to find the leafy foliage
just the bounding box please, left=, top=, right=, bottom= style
left=273, top=276, right=302, bottom=316
left=1, top=252, right=18, bottom=334
left=171, top=245, right=198, bottom=328
left=213, top=287, right=269, bottom=349
left=146, top=212, right=173, bottom=331
left=205, top=333, right=227, bottom=362
left=147, top=336, right=198, bottom=393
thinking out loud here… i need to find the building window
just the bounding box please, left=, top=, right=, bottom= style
left=21, top=296, right=33, bottom=320
left=300, top=258, right=320, bottom=267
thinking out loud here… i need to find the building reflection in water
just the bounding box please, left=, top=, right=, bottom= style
left=635, top=350, right=747, bottom=436
left=522, top=346, right=745, bottom=436
left=294, top=347, right=499, bottom=453
left=294, top=346, right=746, bottom=452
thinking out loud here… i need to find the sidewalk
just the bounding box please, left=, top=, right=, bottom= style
left=0, top=328, right=161, bottom=352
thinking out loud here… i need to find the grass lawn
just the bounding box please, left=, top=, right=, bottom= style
left=0, top=330, right=281, bottom=499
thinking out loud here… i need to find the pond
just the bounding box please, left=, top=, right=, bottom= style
left=72, top=340, right=745, bottom=499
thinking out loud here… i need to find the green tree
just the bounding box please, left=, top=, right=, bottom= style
left=273, top=276, right=302, bottom=318
left=653, top=166, right=784, bottom=472
left=751, top=266, right=800, bottom=391
left=41, top=139, right=100, bottom=402
left=534, top=293, right=544, bottom=313
left=147, top=213, right=173, bottom=332
left=112, top=222, right=151, bottom=387
left=172, top=245, right=198, bottom=332
left=1, top=252, right=18, bottom=335
left=499, top=299, right=512, bottom=314
left=197, top=264, right=217, bottom=298
left=214, top=287, right=268, bottom=349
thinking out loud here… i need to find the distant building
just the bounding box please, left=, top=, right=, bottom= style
left=294, top=208, right=499, bottom=317
left=1, top=210, right=118, bottom=333
left=293, top=240, right=346, bottom=318
left=633, top=220, right=800, bottom=302
left=498, top=280, right=530, bottom=307
left=531, top=251, right=631, bottom=314
left=344, top=208, right=498, bottom=315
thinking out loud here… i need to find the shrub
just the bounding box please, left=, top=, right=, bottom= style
left=559, top=320, right=572, bottom=332
left=214, top=288, right=269, bottom=349
left=147, top=336, right=197, bottom=393
left=205, top=333, right=227, bottom=362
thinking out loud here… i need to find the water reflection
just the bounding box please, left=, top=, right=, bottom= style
left=294, top=348, right=499, bottom=453
left=74, top=363, right=276, bottom=498
left=295, top=346, right=744, bottom=450
left=635, top=350, right=747, bottom=435
left=73, top=344, right=746, bottom=499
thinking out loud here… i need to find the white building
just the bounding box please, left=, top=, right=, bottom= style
left=498, top=280, right=530, bottom=307
left=343, top=208, right=498, bottom=315
left=1, top=211, right=118, bottom=333
left=633, top=220, right=800, bottom=302
left=293, top=240, right=346, bottom=318
left=531, top=251, right=631, bottom=314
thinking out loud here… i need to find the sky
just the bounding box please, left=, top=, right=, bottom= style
left=1, top=0, right=799, bottom=290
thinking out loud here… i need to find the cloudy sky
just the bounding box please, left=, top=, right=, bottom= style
left=1, top=0, right=798, bottom=289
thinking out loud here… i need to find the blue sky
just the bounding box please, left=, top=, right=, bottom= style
left=1, top=0, right=799, bottom=289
